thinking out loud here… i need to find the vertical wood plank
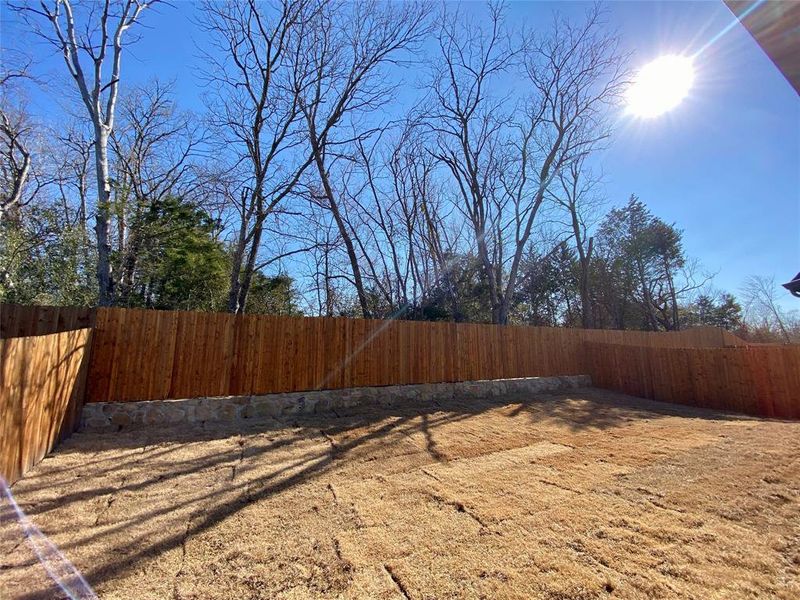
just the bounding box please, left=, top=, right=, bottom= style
left=1, top=328, right=91, bottom=484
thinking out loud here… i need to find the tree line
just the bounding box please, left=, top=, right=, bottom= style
left=1, top=0, right=797, bottom=342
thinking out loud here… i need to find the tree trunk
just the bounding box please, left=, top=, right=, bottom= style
left=635, top=257, right=658, bottom=330
left=579, top=264, right=592, bottom=329
left=227, top=222, right=248, bottom=313
left=570, top=205, right=594, bottom=329
left=119, top=231, right=140, bottom=305
left=472, top=223, right=501, bottom=324
left=93, top=126, right=114, bottom=305
left=236, top=213, right=265, bottom=314
left=576, top=242, right=595, bottom=329
left=663, top=257, right=680, bottom=331
left=496, top=301, right=510, bottom=325
left=311, top=149, right=372, bottom=319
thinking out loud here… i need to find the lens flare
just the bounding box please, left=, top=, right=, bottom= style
left=626, top=55, right=695, bottom=118
left=1, top=478, right=97, bottom=599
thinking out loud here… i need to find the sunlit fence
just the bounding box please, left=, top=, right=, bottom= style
left=1, top=302, right=797, bottom=484
left=586, top=342, right=800, bottom=419
left=83, top=306, right=738, bottom=403
left=0, top=328, right=92, bottom=484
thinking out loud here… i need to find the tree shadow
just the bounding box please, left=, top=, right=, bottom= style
left=4, top=386, right=758, bottom=599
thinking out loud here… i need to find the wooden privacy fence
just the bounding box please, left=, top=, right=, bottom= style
left=84, top=306, right=738, bottom=403
left=0, top=303, right=94, bottom=339
left=0, top=303, right=797, bottom=486
left=0, top=329, right=92, bottom=484
left=586, top=342, right=800, bottom=419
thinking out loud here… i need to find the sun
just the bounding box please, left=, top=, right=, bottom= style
left=626, top=55, right=695, bottom=119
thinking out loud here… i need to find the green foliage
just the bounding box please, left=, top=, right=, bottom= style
left=4, top=189, right=744, bottom=336
left=680, top=293, right=743, bottom=331
left=592, top=196, right=687, bottom=330
left=415, top=254, right=493, bottom=323
left=0, top=206, right=97, bottom=306
left=123, top=196, right=229, bottom=311
left=244, top=272, right=301, bottom=315
left=512, top=242, right=580, bottom=326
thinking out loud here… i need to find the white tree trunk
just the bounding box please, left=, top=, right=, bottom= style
left=94, top=125, right=114, bottom=305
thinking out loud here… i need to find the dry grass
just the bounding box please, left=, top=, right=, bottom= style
left=1, top=388, right=798, bottom=599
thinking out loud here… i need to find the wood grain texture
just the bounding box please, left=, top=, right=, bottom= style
left=0, top=303, right=94, bottom=339
left=0, top=328, right=92, bottom=484
left=586, top=342, right=800, bottom=419
left=81, top=307, right=752, bottom=403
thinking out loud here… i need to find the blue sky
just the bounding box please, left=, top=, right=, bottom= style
left=3, top=0, right=799, bottom=310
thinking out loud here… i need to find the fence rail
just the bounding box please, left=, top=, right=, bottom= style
left=586, top=341, right=800, bottom=419
left=0, top=328, right=92, bottom=484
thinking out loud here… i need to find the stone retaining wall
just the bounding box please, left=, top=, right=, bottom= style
left=80, top=375, right=591, bottom=432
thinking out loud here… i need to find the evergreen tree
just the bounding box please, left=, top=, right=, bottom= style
left=129, top=196, right=229, bottom=311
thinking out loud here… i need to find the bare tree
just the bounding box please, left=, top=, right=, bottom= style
left=110, top=81, right=205, bottom=303
left=345, top=122, right=462, bottom=317
left=0, top=51, right=37, bottom=221
left=49, top=123, right=95, bottom=292
left=389, top=132, right=449, bottom=309
left=430, top=4, right=626, bottom=323
left=15, top=0, right=158, bottom=305
left=200, top=0, right=317, bottom=313
left=0, top=108, right=34, bottom=221
left=741, top=275, right=798, bottom=343
left=550, top=157, right=604, bottom=328
left=651, top=256, right=711, bottom=331
left=291, top=0, right=432, bottom=318
left=501, top=7, right=626, bottom=325
left=296, top=205, right=344, bottom=316
left=428, top=3, right=517, bottom=323
left=0, top=48, right=34, bottom=89
left=56, top=124, right=94, bottom=231
left=112, top=82, right=203, bottom=206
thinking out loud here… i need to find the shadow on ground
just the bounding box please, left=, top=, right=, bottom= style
left=3, top=387, right=794, bottom=600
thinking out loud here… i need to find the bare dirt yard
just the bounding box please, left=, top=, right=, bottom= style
left=1, top=387, right=799, bottom=600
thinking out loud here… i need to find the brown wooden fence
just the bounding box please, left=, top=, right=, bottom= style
left=0, top=328, right=92, bottom=484
left=0, top=303, right=95, bottom=339
left=0, top=303, right=797, bottom=487
left=586, top=342, right=800, bottom=419
left=0, top=302, right=795, bottom=488
left=83, top=306, right=739, bottom=403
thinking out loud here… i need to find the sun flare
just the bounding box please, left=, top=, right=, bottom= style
left=626, top=55, right=695, bottom=118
